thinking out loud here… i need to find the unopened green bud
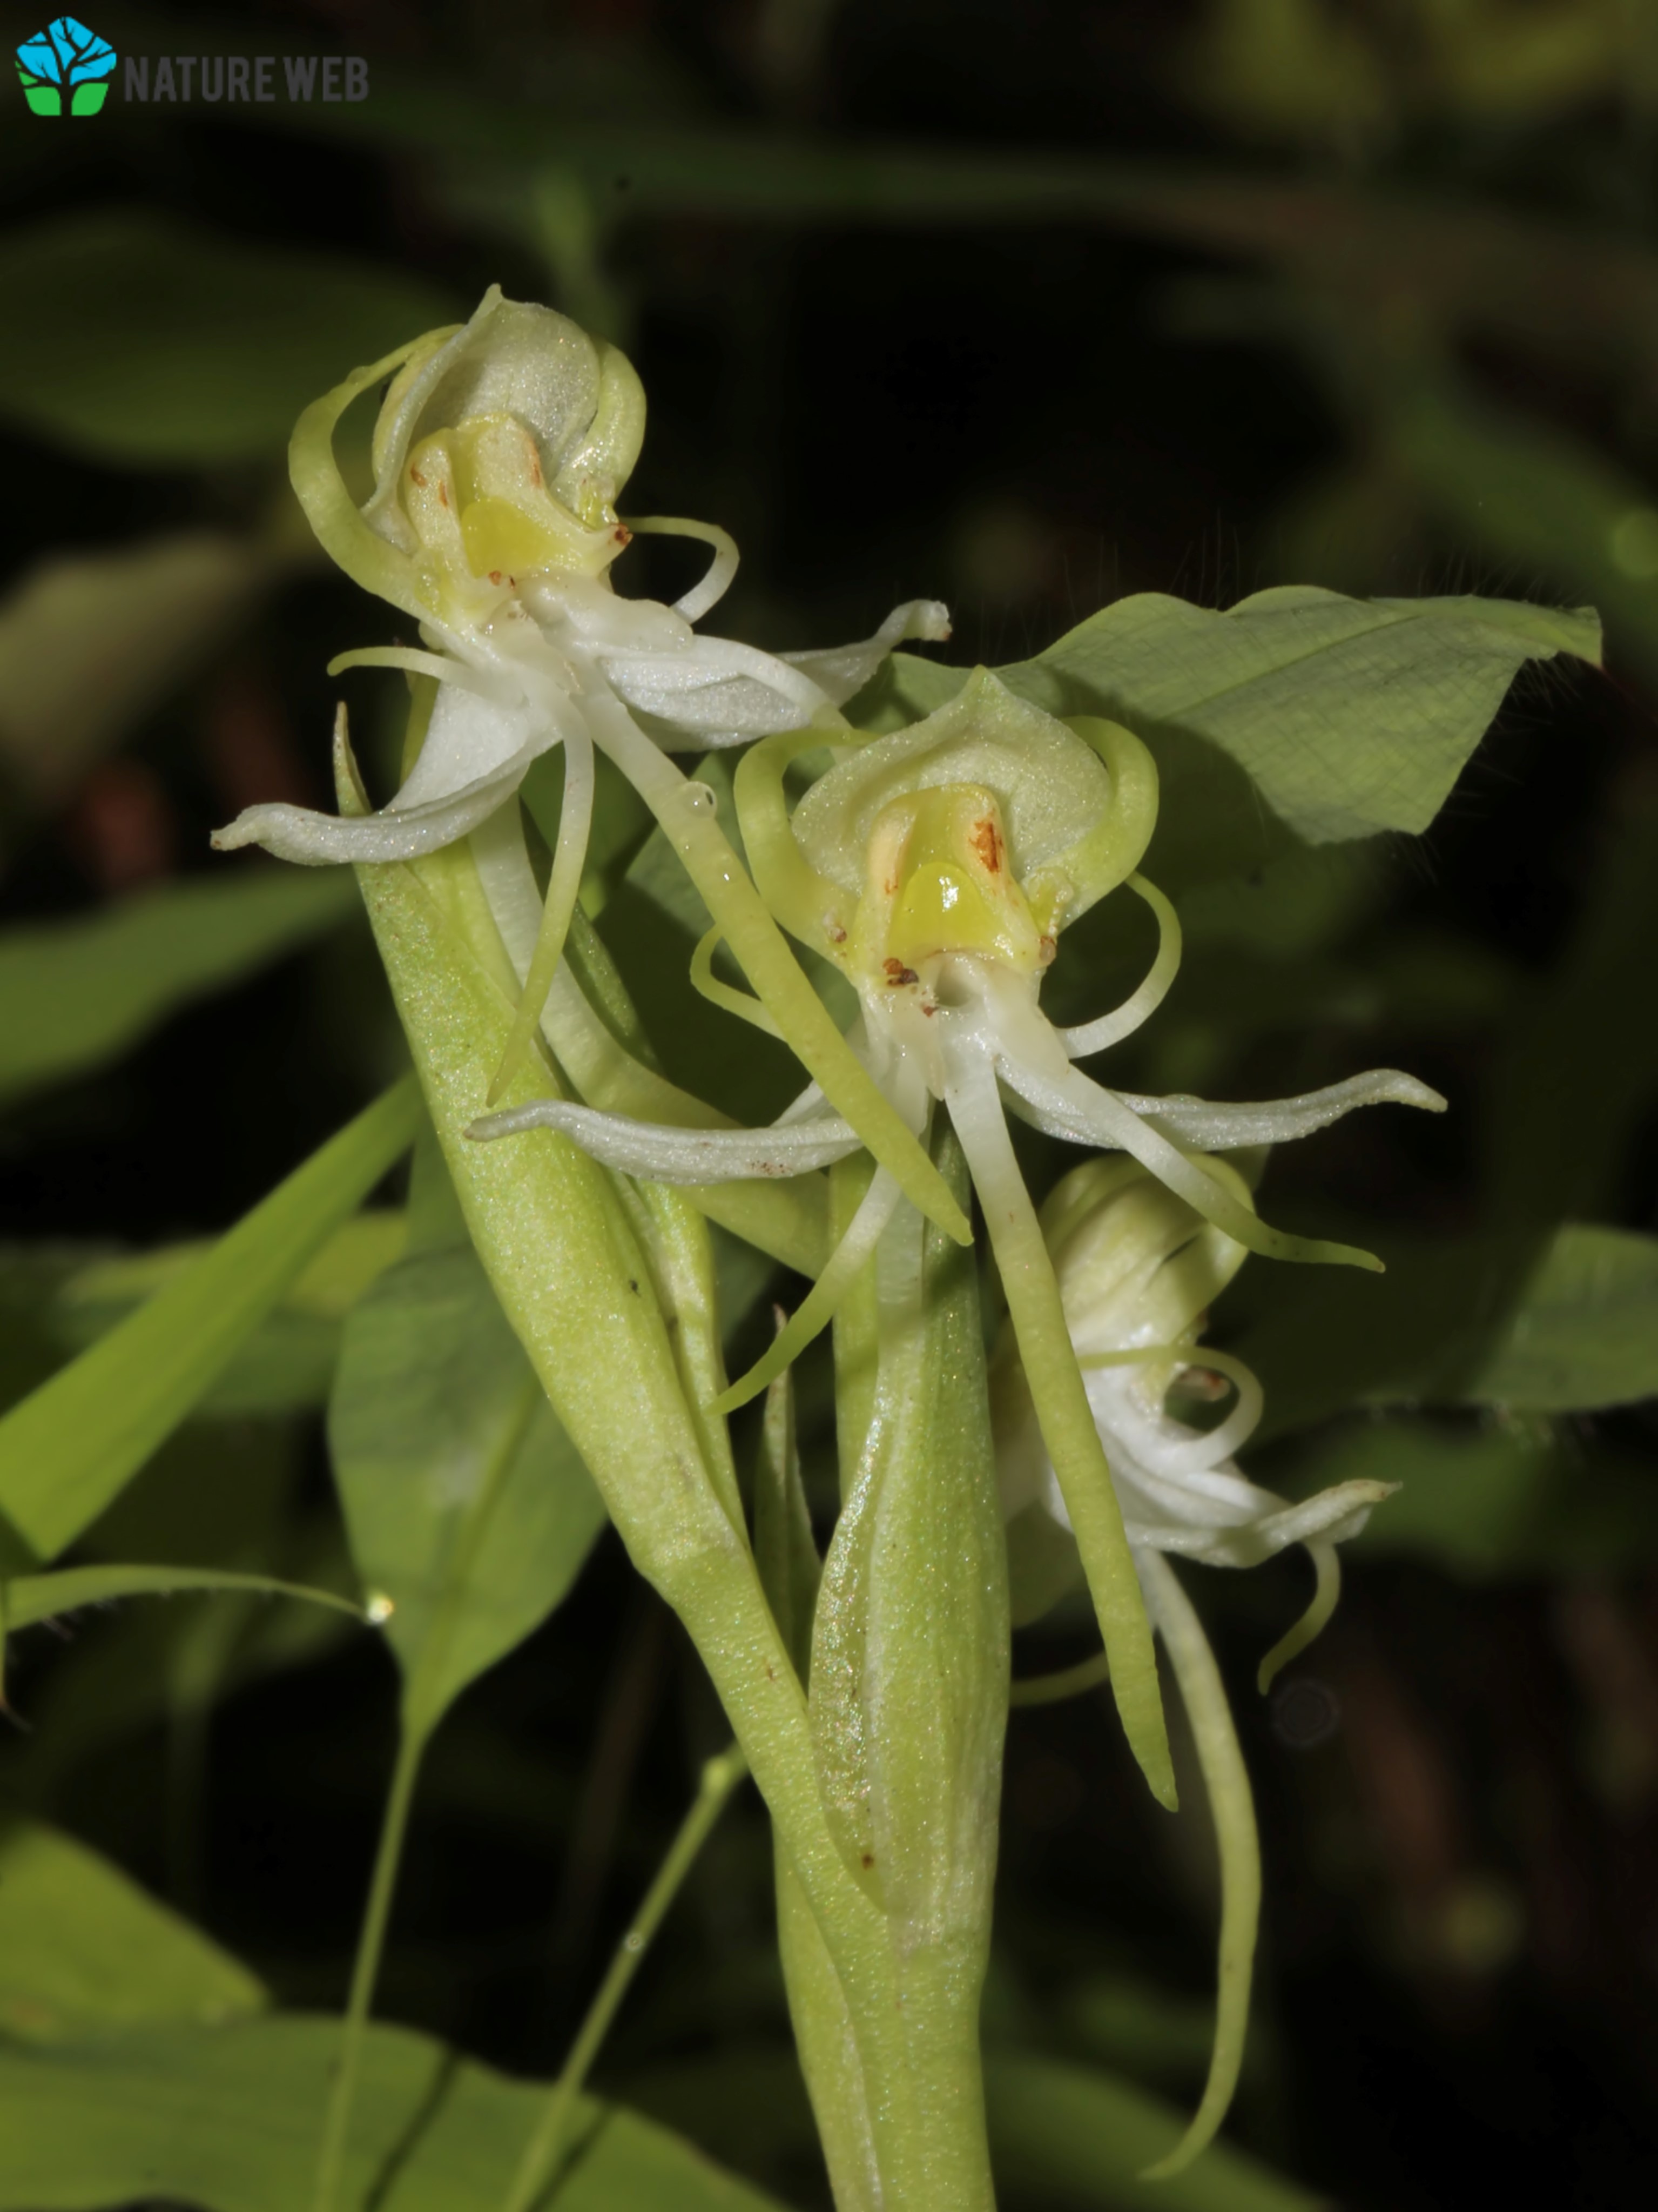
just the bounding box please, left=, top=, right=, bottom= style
left=1044, top=1153, right=1253, bottom=1373
left=808, top=1133, right=1008, bottom=1968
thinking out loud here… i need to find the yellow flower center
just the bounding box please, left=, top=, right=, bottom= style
left=850, top=784, right=1055, bottom=989
left=401, top=411, right=629, bottom=587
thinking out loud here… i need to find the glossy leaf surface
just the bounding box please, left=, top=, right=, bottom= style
left=1239, top=1225, right=1658, bottom=1441
left=860, top=590, right=1599, bottom=885
left=329, top=1243, right=607, bottom=1730
left=0, top=2015, right=785, bottom=2212
left=0, top=1822, right=266, bottom=2043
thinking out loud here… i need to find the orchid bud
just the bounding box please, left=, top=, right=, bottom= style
left=809, top=1133, right=1008, bottom=1974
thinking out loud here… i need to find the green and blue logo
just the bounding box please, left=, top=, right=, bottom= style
left=16, top=16, right=116, bottom=115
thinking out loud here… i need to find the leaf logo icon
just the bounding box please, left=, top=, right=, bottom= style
left=15, top=16, right=117, bottom=116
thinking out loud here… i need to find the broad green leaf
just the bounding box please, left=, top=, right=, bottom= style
left=0, top=1078, right=421, bottom=1561
left=0, top=1216, right=407, bottom=1423
left=0, top=212, right=455, bottom=466
left=0, top=870, right=359, bottom=1107
left=1286, top=1417, right=1658, bottom=1582
left=859, top=589, right=1599, bottom=886
left=329, top=1244, right=608, bottom=1733
left=1460, top=1228, right=1658, bottom=1412
left=0, top=534, right=269, bottom=809
left=0, top=2014, right=786, bottom=2212
left=56, top=1212, right=406, bottom=1320
left=1237, top=1225, right=1658, bottom=1441
left=0, top=1821, right=266, bottom=2043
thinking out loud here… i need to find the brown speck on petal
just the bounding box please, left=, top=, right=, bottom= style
left=437, top=481, right=450, bottom=508
left=970, top=816, right=1002, bottom=873
left=409, top=466, right=427, bottom=488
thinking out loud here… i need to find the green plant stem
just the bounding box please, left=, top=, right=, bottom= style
left=312, top=1718, right=428, bottom=2212
left=501, top=1742, right=750, bottom=2212
left=355, top=830, right=935, bottom=2201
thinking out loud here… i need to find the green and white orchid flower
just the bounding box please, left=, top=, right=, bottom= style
left=995, top=1152, right=1394, bottom=2177
left=472, top=668, right=1440, bottom=1803
left=212, top=287, right=965, bottom=1234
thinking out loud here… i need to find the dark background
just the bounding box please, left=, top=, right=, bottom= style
left=2, top=4, right=1657, bottom=2207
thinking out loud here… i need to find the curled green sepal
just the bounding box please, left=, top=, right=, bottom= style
left=288, top=331, right=460, bottom=630
left=1137, top=1549, right=1261, bottom=2180
left=1053, top=715, right=1161, bottom=916
left=733, top=725, right=851, bottom=952
left=1257, top=1541, right=1343, bottom=1693
left=1061, top=873, right=1182, bottom=1058
left=690, top=925, right=784, bottom=1041
left=712, top=1169, right=902, bottom=1416
left=487, top=729, right=595, bottom=1104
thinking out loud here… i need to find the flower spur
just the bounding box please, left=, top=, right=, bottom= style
left=996, top=1151, right=1394, bottom=2177
left=211, top=287, right=966, bottom=1237
left=472, top=668, right=1442, bottom=1800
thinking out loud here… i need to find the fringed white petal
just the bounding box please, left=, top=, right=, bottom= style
left=779, top=598, right=952, bottom=705
left=391, top=684, right=556, bottom=810
left=601, top=635, right=833, bottom=743
left=211, top=749, right=535, bottom=866
left=466, top=1099, right=863, bottom=1182
left=212, top=669, right=569, bottom=868
left=996, top=1052, right=1385, bottom=1272
left=1117, top=1069, right=1447, bottom=1150
left=1121, top=1477, right=1392, bottom=1570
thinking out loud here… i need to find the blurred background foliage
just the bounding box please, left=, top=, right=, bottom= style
left=2, top=2, right=1657, bottom=2206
